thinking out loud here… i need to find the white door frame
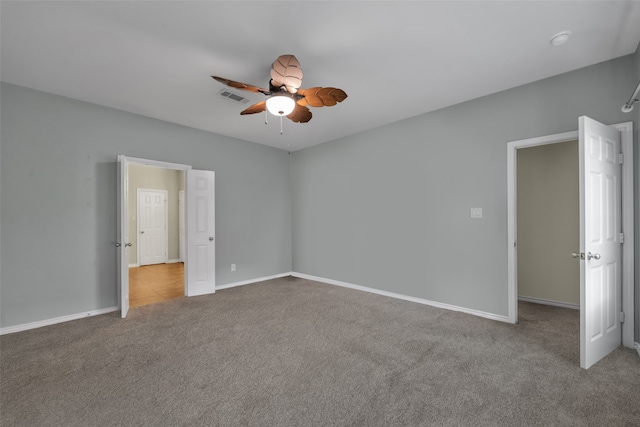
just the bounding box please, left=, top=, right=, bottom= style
left=117, top=157, right=130, bottom=318
left=179, top=190, right=185, bottom=262
left=137, top=188, right=169, bottom=266
left=506, top=122, right=634, bottom=348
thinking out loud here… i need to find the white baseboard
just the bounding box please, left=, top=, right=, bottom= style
left=518, top=295, right=579, bottom=310
left=1, top=272, right=292, bottom=335
left=635, top=342, right=640, bottom=358
left=292, top=272, right=511, bottom=323
left=0, top=306, right=119, bottom=335
left=216, top=272, right=294, bottom=291
left=129, top=261, right=183, bottom=267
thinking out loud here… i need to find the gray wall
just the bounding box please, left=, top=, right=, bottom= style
left=0, top=82, right=292, bottom=328
left=1, top=54, right=638, bottom=333
left=517, top=141, right=579, bottom=305
left=292, top=55, right=637, bottom=318
left=634, top=42, right=640, bottom=343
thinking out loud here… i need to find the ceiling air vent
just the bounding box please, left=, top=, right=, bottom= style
left=219, top=89, right=250, bottom=104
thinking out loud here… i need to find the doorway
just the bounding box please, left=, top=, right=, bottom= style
left=128, top=165, right=185, bottom=268
left=516, top=140, right=579, bottom=310
left=117, top=155, right=216, bottom=318
left=129, top=165, right=184, bottom=307
left=506, top=120, right=635, bottom=368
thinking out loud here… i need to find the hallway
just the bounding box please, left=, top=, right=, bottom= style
left=129, top=263, right=184, bottom=308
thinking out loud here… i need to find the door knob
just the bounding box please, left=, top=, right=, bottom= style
left=126, top=242, right=133, bottom=247
left=115, top=242, right=121, bottom=248
left=586, top=252, right=600, bottom=260
left=571, top=252, right=584, bottom=260
left=209, top=237, right=214, bottom=241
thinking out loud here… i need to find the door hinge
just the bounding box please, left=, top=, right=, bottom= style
left=618, top=153, right=624, bottom=164
left=620, top=233, right=624, bottom=244
left=620, top=312, right=625, bottom=323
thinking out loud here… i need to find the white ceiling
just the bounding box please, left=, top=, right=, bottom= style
left=2, top=1, right=640, bottom=151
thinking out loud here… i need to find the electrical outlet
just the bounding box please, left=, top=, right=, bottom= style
left=231, top=264, right=236, bottom=272
left=470, top=208, right=483, bottom=218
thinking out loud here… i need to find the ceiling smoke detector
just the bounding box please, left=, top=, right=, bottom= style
left=550, top=31, right=572, bottom=46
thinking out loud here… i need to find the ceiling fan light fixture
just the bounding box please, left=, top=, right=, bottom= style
left=214, top=54, right=346, bottom=125
left=266, top=95, right=295, bottom=116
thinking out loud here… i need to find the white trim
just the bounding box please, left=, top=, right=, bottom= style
left=506, top=122, right=634, bottom=346
left=0, top=307, right=119, bottom=335
left=178, top=190, right=185, bottom=263
left=2, top=273, right=293, bottom=333
left=613, top=122, right=634, bottom=348
left=117, top=156, right=130, bottom=318
left=635, top=343, right=640, bottom=358
left=518, top=296, right=579, bottom=310
left=292, top=272, right=511, bottom=323
left=130, top=260, right=180, bottom=267
left=216, top=272, right=293, bottom=291
left=121, top=156, right=191, bottom=171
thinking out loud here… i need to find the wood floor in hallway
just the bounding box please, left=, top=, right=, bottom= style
left=129, top=263, right=184, bottom=308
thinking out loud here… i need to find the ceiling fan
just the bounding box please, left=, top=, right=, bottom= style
left=212, top=55, right=347, bottom=126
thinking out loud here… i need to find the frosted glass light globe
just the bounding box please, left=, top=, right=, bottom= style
left=266, top=95, right=295, bottom=116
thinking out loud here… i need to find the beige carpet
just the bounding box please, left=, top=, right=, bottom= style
left=1, top=276, right=639, bottom=426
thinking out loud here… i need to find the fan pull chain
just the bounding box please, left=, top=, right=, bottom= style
left=280, top=116, right=284, bottom=134
left=265, top=110, right=268, bottom=125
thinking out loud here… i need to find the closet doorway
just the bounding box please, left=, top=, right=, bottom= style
left=516, top=140, right=579, bottom=310
left=506, top=119, right=634, bottom=369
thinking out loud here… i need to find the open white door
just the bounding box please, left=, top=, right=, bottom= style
left=117, top=155, right=130, bottom=318
left=578, top=116, right=622, bottom=369
left=186, top=169, right=215, bottom=297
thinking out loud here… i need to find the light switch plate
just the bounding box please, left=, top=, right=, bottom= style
left=470, top=208, right=483, bottom=218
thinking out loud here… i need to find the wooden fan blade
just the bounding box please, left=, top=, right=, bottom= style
left=271, top=55, right=303, bottom=93
left=287, top=104, right=312, bottom=123
left=212, top=76, right=269, bottom=95
left=298, top=87, right=347, bottom=108
left=240, top=101, right=267, bottom=115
